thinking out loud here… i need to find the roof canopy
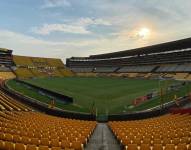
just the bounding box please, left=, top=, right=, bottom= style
left=0, top=48, right=12, bottom=53
left=89, top=37, right=191, bottom=59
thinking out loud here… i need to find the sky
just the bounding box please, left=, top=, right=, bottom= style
left=0, top=0, right=191, bottom=62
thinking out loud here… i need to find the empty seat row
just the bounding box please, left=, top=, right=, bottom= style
left=126, top=143, right=191, bottom=150
left=0, top=111, right=96, bottom=150
left=0, top=140, right=63, bottom=150
left=108, top=114, right=191, bottom=150
left=0, top=89, right=30, bottom=111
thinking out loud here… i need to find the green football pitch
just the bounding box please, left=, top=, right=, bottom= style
left=7, top=77, right=190, bottom=114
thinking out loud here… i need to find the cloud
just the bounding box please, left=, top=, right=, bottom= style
left=32, top=18, right=111, bottom=35
left=0, top=28, right=150, bottom=61
left=1, top=0, right=191, bottom=64
left=76, top=18, right=111, bottom=26
left=0, top=29, right=117, bottom=61
left=41, top=0, right=71, bottom=9
left=0, top=29, right=98, bottom=48
left=32, top=24, right=91, bottom=35
left=0, top=29, right=85, bottom=60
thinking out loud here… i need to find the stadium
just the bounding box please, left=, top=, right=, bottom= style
left=0, top=1, right=191, bottom=150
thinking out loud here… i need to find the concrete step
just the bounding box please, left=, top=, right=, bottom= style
left=85, top=123, right=121, bottom=150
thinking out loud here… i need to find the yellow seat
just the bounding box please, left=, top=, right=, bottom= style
left=163, top=138, right=171, bottom=145
left=122, top=138, right=131, bottom=146
left=51, top=139, right=60, bottom=147
left=4, top=141, right=14, bottom=150
left=20, top=131, right=28, bottom=137
left=171, top=138, right=179, bottom=145
left=0, top=140, right=4, bottom=149
left=21, top=136, right=30, bottom=144
left=132, top=138, right=141, bottom=145
left=26, top=145, right=37, bottom=150
left=181, top=137, right=190, bottom=144
left=140, top=144, right=150, bottom=150
left=13, top=135, right=21, bottom=143
left=153, top=144, right=163, bottom=150
left=30, top=138, right=40, bottom=145
left=34, top=133, right=41, bottom=138
left=4, top=134, right=13, bottom=141
left=165, top=144, right=175, bottom=150
left=61, top=140, right=71, bottom=149
left=77, top=136, right=86, bottom=144
left=71, top=141, right=82, bottom=150
left=27, top=132, right=34, bottom=138
left=153, top=139, right=162, bottom=145
left=142, top=138, right=151, bottom=144
left=39, top=145, right=49, bottom=150
left=15, top=143, right=25, bottom=150
left=51, top=147, right=61, bottom=150
left=40, top=138, right=49, bottom=146
left=176, top=143, right=187, bottom=150
left=176, top=132, right=184, bottom=138
left=0, top=133, right=4, bottom=140
left=127, top=144, right=138, bottom=150
left=188, top=144, right=191, bottom=150
left=50, top=135, right=58, bottom=140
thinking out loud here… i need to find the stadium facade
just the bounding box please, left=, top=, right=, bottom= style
left=66, top=38, right=191, bottom=80
left=0, top=38, right=191, bottom=150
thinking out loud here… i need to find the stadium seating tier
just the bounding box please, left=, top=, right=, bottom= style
left=0, top=111, right=96, bottom=150
left=109, top=114, right=191, bottom=150
left=0, top=72, right=16, bottom=80
left=13, top=55, right=74, bottom=78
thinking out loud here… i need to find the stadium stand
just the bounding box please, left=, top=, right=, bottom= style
left=46, top=58, right=65, bottom=68
left=13, top=55, right=33, bottom=67
left=13, top=55, right=73, bottom=79
left=108, top=113, right=191, bottom=150
left=1, top=39, right=191, bottom=150
left=0, top=111, right=96, bottom=150
left=187, top=74, right=191, bottom=80
left=66, top=38, right=191, bottom=80
left=70, top=67, right=94, bottom=73
left=0, top=48, right=16, bottom=80
left=144, top=73, right=152, bottom=78
left=117, top=65, right=155, bottom=73
left=14, top=68, right=34, bottom=79
left=58, top=68, right=73, bottom=77
left=136, top=73, right=147, bottom=78
left=156, top=64, right=191, bottom=73
left=0, top=48, right=14, bottom=67
left=174, top=73, right=189, bottom=80
left=0, top=79, right=96, bottom=150
left=0, top=88, right=30, bottom=111
left=0, top=72, right=15, bottom=80
left=163, top=73, right=175, bottom=79
left=75, top=73, right=98, bottom=77
left=127, top=73, right=138, bottom=78
left=94, top=67, right=118, bottom=73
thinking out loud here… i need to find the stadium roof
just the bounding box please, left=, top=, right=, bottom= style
left=0, top=48, right=12, bottom=53
left=89, top=37, right=191, bottom=59
left=13, top=55, right=62, bottom=60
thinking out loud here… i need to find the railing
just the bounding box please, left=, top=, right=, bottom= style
left=2, top=80, right=96, bottom=121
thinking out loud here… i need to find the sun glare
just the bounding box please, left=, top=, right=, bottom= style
left=138, top=27, right=150, bottom=38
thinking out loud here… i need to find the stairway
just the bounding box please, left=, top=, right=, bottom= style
left=85, top=123, right=121, bottom=150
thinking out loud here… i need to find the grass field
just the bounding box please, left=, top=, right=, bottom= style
left=7, top=77, right=190, bottom=114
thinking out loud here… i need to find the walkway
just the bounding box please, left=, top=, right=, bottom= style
left=85, top=123, right=121, bottom=150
